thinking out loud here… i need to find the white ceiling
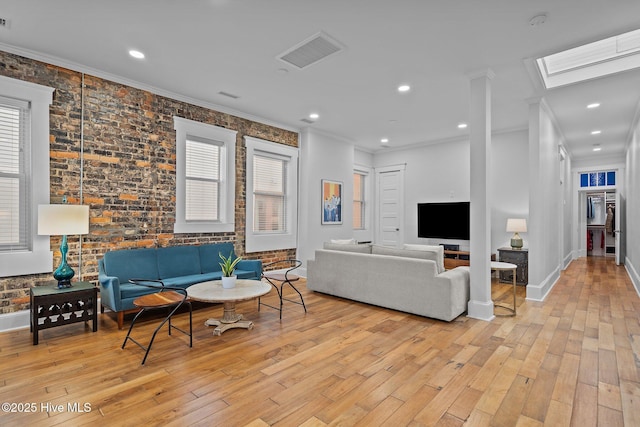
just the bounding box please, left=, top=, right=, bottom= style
left=2, top=0, right=640, bottom=161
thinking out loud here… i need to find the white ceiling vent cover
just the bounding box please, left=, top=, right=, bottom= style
left=278, top=32, right=344, bottom=69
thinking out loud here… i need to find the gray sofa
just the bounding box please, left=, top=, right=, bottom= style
left=307, top=243, right=470, bottom=322
left=98, top=242, right=262, bottom=328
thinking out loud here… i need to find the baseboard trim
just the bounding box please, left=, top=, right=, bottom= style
left=526, top=266, right=560, bottom=302
left=0, top=310, right=30, bottom=333
left=625, top=257, right=640, bottom=297
left=467, top=299, right=495, bottom=322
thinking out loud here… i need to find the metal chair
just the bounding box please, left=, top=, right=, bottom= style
left=259, top=259, right=306, bottom=319
left=122, top=279, right=192, bottom=365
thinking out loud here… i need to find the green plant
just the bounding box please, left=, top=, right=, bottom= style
left=219, top=251, right=242, bottom=277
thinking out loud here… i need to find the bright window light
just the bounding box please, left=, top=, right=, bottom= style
left=536, top=28, right=640, bottom=88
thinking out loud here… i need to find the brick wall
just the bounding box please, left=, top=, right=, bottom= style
left=0, top=50, right=298, bottom=314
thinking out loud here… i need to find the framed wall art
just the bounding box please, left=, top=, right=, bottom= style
left=321, top=179, right=342, bottom=225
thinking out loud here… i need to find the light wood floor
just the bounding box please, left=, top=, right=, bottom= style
left=1, top=257, right=639, bottom=426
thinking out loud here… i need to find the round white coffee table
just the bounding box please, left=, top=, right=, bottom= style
left=187, top=279, right=271, bottom=335
left=491, top=261, right=518, bottom=316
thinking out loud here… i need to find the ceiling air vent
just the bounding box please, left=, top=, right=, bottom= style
left=278, top=32, right=344, bottom=69
left=300, top=118, right=315, bottom=124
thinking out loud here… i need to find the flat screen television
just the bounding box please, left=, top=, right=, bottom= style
left=417, top=202, right=470, bottom=240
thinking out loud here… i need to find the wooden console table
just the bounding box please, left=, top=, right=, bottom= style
left=444, top=250, right=496, bottom=270
left=30, top=281, right=98, bottom=345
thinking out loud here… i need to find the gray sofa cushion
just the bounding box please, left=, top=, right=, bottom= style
left=323, top=242, right=372, bottom=253
left=371, top=245, right=444, bottom=273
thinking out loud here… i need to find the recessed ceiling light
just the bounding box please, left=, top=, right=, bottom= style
left=129, top=50, right=145, bottom=59
left=587, top=102, right=601, bottom=109
left=591, top=130, right=602, bottom=135
left=309, top=113, right=319, bottom=119
left=593, top=145, right=602, bottom=152
left=397, top=85, right=411, bottom=93
left=457, top=123, right=468, bottom=129
left=381, top=138, right=389, bottom=144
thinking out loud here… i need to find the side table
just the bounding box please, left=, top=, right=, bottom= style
left=491, top=261, right=517, bottom=316
left=497, top=247, right=528, bottom=285
left=30, top=281, right=98, bottom=345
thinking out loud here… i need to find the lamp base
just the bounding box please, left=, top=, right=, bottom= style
left=510, top=233, right=523, bottom=250
left=53, top=235, right=75, bottom=289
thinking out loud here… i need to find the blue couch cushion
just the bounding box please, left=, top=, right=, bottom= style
left=162, top=273, right=220, bottom=287
left=199, top=243, right=235, bottom=273
left=235, top=269, right=257, bottom=279
left=103, top=248, right=159, bottom=284
left=157, top=246, right=201, bottom=279
left=119, top=282, right=163, bottom=300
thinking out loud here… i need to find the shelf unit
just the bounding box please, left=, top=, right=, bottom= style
left=444, top=250, right=496, bottom=270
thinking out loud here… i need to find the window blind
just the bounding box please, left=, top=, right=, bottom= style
left=0, top=97, right=30, bottom=251
left=253, top=154, right=285, bottom=233
left=185, top=137, right=220, bottom=221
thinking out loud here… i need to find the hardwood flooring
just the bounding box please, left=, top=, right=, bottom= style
left=0, top=256, right=639, bottom=426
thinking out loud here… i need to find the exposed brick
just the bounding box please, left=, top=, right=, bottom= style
left=0, top=49, right=298, bottom=314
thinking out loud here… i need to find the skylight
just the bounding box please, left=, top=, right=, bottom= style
left=537, top=28, right=640, bottom=88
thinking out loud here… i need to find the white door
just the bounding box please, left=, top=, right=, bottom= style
left=376, top=165, right=405, bottom=247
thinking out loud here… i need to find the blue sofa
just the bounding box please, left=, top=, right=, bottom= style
left=98, top=243, right=262, bottom=328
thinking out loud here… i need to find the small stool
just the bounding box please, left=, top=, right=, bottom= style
left=122, top=279, right=192, bottom=365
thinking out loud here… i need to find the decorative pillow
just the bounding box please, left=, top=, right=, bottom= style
left=323, top=242, right=372, bottom=253
left=403, top=244, right=445, bottom=273
left=330, top=238, right=357, bottom=244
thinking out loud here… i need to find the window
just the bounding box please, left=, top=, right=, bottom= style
left=245, top=136, right=298, bottom=253
left=0, top=98, right=29, bottom=249
left=253, top=154, right=285, bottom=233
left=174, top=117, right=237, bottom=233
left=537, top=28, right=640, bottom=88
left=353, top=171, right=365, bottom=229
left=185, top=137, right=220, bottom=221
left=580, top=170, right=616, bottom=188
left=0, top=75, right=54, bottom=277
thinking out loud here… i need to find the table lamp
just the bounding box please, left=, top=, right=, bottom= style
left=506, top=218, right=527, bottom=250
left=38, top=203, right=89, bottom=288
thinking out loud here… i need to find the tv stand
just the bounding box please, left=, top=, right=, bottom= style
left=444, top=250, right=496, bottom=269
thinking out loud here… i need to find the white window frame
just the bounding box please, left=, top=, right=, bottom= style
left=353, top=164, right=373, bottom=242
left=353, top=170, right=366, bottom=230
left=0, top=75, right=54, bottom=277
left=174, top=117, right=237, bottom=234
left=245, top=136, right=298, bottom=253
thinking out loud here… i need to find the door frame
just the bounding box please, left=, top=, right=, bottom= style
left=375, top=164, right=406, bottom=247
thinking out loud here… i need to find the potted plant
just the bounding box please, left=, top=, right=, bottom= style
left=219, top=251, right=242, bottom=288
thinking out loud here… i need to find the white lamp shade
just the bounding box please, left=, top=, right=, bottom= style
left=38, top=204, right=89, bottom=235
left=506, top=218, right=527, bottom=233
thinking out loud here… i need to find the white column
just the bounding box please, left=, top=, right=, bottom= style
left=467, top=69, right=495, bottom=321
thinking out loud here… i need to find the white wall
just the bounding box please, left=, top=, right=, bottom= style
left=372, top=130, right=529, bottom=254
left=298, top=129, right=355, bottom=270
left=374, top=139, right=470, bottom=248
left=625, top=110, right=640, bottom=294
left=526, top=100, right=566, bottom=300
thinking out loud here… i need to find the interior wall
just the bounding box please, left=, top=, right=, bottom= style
left=0, top=49, right=298, bottom=315
left=372, top=130, right=529, bottom=254
left=527, top=100, right=565, bottom=300
left=625, top=110, right=640, bottom=293
left=298, top=129, right=355, bottom=270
